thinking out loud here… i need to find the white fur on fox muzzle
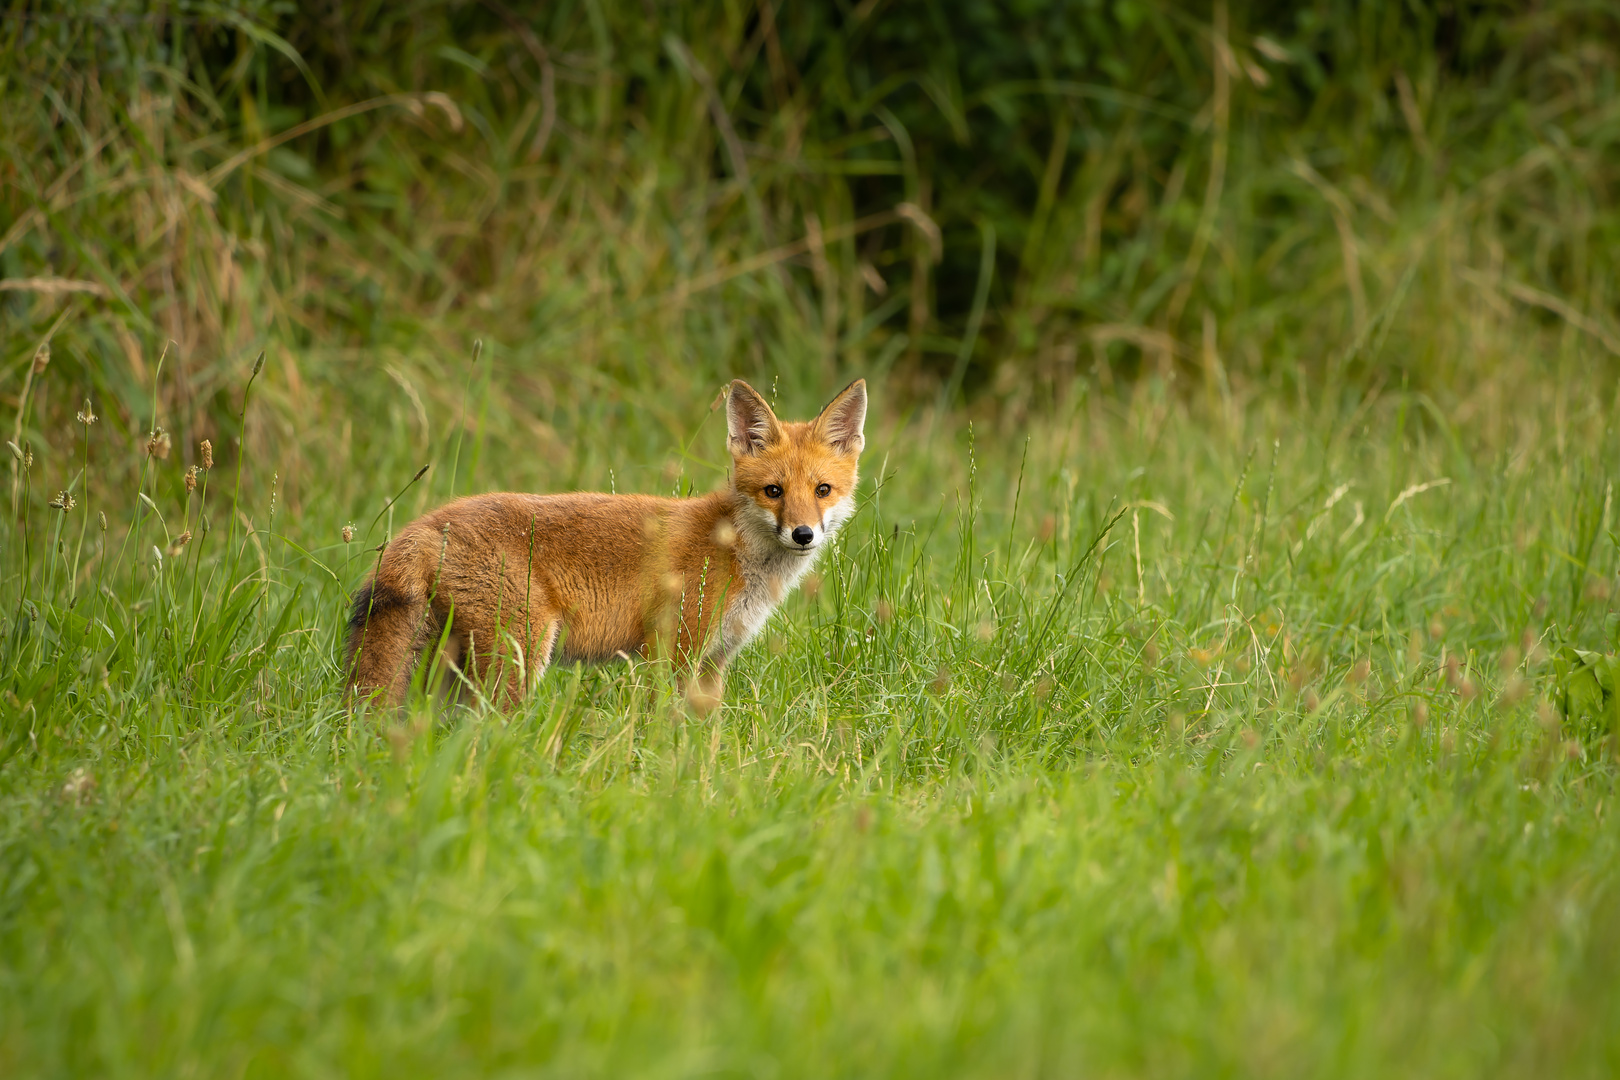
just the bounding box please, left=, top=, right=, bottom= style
left=779, top=523, right=823, bottom=552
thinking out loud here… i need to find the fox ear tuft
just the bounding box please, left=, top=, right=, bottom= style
left=814, top=379, right=867, bottom=455
left=726, top=380, right=781, bottom=456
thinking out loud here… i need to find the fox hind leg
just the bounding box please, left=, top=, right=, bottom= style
left=455, top=606, right=560, bottom=708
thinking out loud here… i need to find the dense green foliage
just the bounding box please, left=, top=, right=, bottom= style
left=2, top=1, right=1620, bottom=1076
left=4, top=0, right=1619, bottom=449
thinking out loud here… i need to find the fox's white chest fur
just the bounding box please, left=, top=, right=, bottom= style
left=718, top=494, right=854, bottom=660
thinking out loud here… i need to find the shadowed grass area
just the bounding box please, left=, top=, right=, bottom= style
left=3, top=2, right=1620, bottom=1076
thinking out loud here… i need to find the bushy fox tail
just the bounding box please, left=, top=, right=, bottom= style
left=345, top=574, right=431, bottom=706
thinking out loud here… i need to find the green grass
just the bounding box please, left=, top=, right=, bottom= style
left=4, top=2, right=1620, bottom=1076
left=3, top=365, right=1618, bottom=1076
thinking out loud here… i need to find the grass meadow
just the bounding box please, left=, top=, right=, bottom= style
left=4, top=2, right=1620, bottom=1076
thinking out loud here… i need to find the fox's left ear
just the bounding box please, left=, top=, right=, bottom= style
left=814, top=379, right=866, bottom=455
left=727, top=379, right=783, bottom=457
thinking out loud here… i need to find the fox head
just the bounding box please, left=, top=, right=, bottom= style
left=726, top=379, right=866, bottom=556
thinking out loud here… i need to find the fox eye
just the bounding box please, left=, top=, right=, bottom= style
left=763, top=484, right=783, bottom=499
left=816, top=483, right=832, bottom=498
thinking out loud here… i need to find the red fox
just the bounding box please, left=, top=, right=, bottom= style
left=345, top=378, right=866, bottom=711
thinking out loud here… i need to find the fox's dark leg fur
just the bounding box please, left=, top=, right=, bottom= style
left=345, top=578, right=430, bottom=705
left=445, top=600, right=559, bottom=708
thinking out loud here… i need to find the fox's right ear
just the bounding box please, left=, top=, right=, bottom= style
left=726, top=380, right=782, bottom=457
left=813, top=378, right=866, bottom=455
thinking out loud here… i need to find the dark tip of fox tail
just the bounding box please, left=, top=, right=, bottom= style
left=348, top=583, right=372, bottom=634
left=348, top=581, right=408, bottom=634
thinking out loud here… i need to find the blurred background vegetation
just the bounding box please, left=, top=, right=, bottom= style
left=3, top=0, right=1618, bottom=513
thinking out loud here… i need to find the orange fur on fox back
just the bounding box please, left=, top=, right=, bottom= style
left=345, top=378, right=866, bottom=710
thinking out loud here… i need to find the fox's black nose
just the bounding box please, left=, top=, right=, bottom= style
left=791, top=526, right=815, bottom=546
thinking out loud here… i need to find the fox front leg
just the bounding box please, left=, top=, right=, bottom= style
left=683, top=656, right=726, bottom=716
